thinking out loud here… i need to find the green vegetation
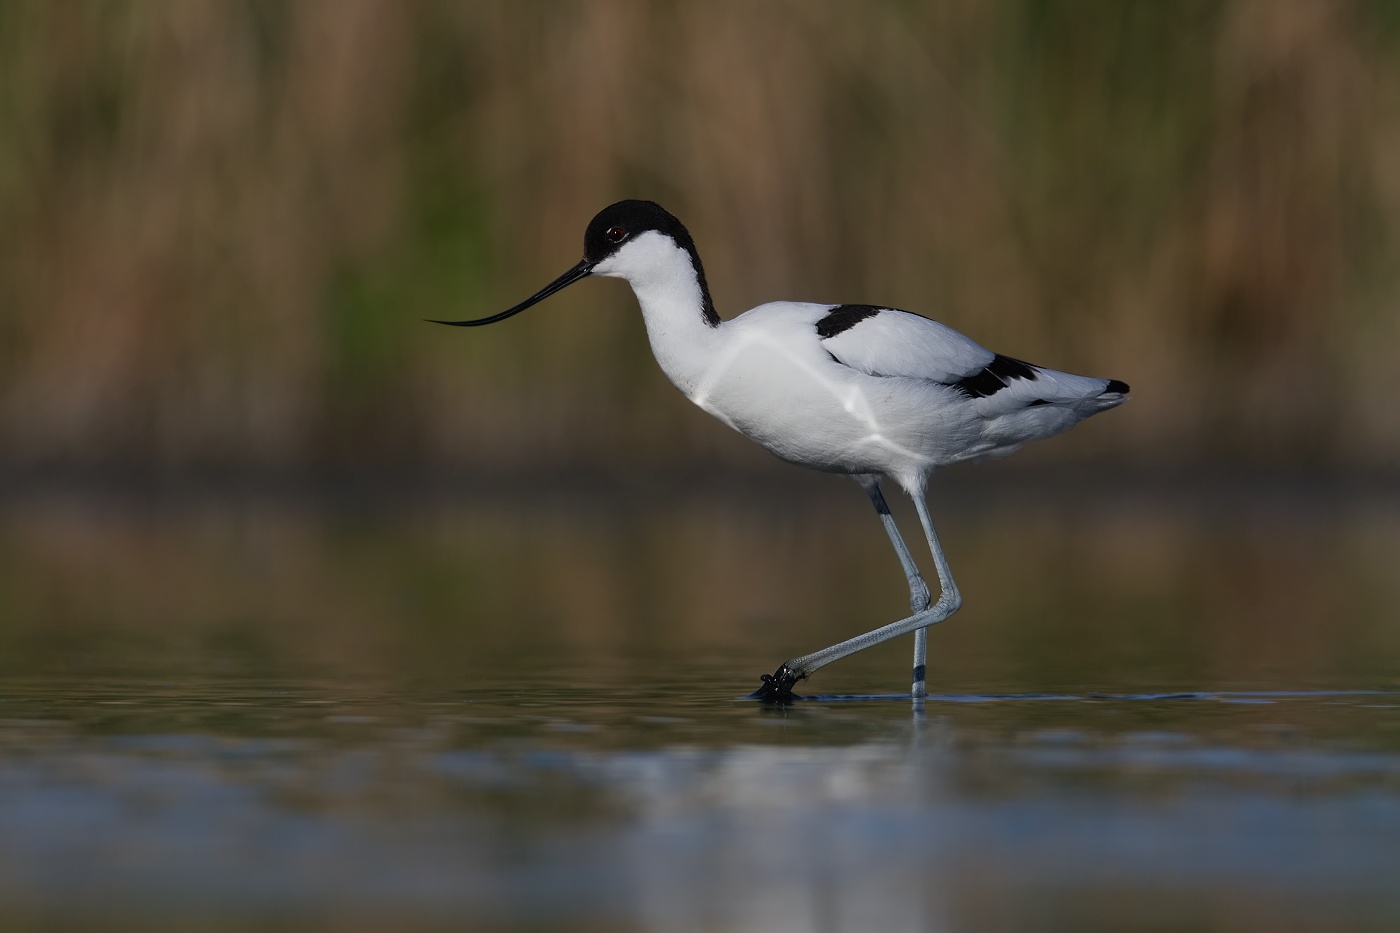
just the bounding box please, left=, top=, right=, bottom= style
left=1, top=1, right=1397, bottom=471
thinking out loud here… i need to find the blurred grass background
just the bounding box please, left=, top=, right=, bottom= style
left=1, top=0, right=1399, bottom=476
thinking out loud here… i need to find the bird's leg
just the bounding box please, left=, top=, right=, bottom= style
left=860, top=478, right=933, bottom=613
left=751, top=477, right=930, bottom=703
left=756, top=487, right=961, bottom=698
left=911, top=627, right=929, bottom=699
left=858, top=478, right=933, bottom=697
left=909, top=490, right=959, bottom=696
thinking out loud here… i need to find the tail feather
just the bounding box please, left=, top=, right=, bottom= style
left=1088, top=377, right=1131, bottom=415
left=982, top=365, right=1128, bottom=414
left=958, top=362, right=1128, bottom=461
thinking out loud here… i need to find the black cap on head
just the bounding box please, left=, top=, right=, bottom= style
left=583, top=200, right=695, bottom=263
left=583, top=200, right=718, bottom=326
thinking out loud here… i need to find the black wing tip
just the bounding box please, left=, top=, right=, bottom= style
left=1105, top=379, right=1130, bottom=394
left=951, top=354, right=1039, bottom=399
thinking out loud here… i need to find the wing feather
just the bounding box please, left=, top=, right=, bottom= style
left=819, top=307, right=995, bottom=382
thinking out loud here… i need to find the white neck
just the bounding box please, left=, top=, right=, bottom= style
left=592, top=231, right=721, bottom=397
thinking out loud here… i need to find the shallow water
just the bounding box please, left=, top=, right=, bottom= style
left=2, top=470, right=1399, bottom=931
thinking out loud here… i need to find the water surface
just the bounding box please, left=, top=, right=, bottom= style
left=1, top=470, right=1398, bottom=931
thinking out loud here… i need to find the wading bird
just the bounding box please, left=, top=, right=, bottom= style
left=433, top=200, right=1128, bottom=700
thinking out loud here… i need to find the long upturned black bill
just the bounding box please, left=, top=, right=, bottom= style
left=428, top=258, right=594, bottom=327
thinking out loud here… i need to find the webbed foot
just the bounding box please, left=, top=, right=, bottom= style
left=748, top=663, right=803, bottom=702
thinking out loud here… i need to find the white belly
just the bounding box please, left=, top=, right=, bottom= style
left=680, top=330, right=983, bottom=478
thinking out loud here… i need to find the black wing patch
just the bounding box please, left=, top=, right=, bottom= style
left=818, top=307, right=1044, bottom=397
left=950, top=354, right=1039, bottom=399
left=816, top=304, right=883, bottom=339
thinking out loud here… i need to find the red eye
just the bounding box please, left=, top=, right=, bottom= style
left=606, top=226, right=627, bottom=243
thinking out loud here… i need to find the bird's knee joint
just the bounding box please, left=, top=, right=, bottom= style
left=909, top=580, right=932, bottom=613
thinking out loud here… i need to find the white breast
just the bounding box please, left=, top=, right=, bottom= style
left=679, top=304, right=984, bottom=478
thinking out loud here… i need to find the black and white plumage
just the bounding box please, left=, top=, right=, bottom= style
left=434, top=200, right=1129, bottom=700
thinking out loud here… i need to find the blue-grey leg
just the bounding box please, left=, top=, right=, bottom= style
left=758, top=485, right=961, bottom=697
left=912, top=627, right=929, bottom=698
left=856, top=476, right=932, bottom=697
left=910, top=491, right=959, bottom=697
